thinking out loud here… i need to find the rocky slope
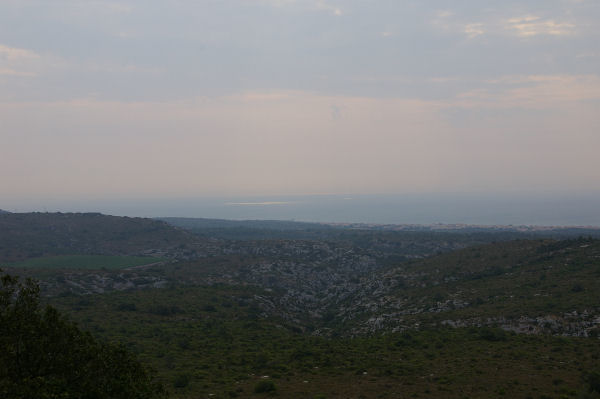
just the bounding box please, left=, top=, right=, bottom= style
left=3, top=213, right=599, bottom=338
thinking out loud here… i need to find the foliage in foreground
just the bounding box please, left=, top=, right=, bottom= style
left=0, top=270, right=166, bottom=399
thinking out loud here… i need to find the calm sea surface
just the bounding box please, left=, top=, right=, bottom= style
left=8, top=193, right=600, bottom=227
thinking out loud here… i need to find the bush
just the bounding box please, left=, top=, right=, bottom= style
left=173, top=373, right=190, bottom=388
left=478, top=327, right=507, bottom=342
left=117, top=302, right=137, bottom=311
left=585, top=371, right=600, bottom=393
left=148, top=304, right=182, bottom=316
left=571, top=283, right=584, bottom=293
left=254, top=380, right=276, bottom=393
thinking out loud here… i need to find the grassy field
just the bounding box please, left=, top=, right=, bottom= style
left=5, top=255, right=167, bottom=270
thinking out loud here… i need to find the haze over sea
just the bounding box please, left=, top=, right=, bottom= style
left=6, top=192, right=600, bottom=227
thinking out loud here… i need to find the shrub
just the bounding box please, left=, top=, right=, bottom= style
left=585, top=370, right=600, bottom=393
left=173, top=373, right=191, bottom=388
left=254, top=380, right=276, bottom=393
left=478, top=327, right=507, bottom=342
left=117, top=302, right=137, bottom=311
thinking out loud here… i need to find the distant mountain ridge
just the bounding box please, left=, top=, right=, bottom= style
left=0, top=209, right=10, bottom=214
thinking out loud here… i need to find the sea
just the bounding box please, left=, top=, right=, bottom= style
left=6, top=192, right=600, bottom=227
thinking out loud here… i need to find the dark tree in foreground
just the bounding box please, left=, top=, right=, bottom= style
left=0, top=271, right=166, bottom=399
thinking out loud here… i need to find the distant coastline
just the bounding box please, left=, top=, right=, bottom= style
left=3, top=192, right=600, bottom=227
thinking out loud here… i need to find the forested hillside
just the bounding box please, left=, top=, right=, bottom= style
left=0, top=212, right=198, bottom=263
left=1, top=213, right=599, bottom=398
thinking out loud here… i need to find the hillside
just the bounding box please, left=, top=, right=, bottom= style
left=44, top=235, right=600, bottom=398
left=51, top=284, right=600, bottom=399
left=8, top=214, right=600, bottom=337
left=5, top=215, right=529, bottom=297
left=0, top=212, right=199, bottom=263
left=3, top=213, right=600, bottom=398
left=338, top=238, right=600, bottom=336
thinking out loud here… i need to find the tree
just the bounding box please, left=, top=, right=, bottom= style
left=0, top=270, right=166, bottom=399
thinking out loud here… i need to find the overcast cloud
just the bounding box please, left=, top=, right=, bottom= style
left=1, top=0, right=599, bottom=201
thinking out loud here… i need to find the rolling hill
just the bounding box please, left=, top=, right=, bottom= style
left=0, top=212, right=199, bottom=263
left=2, top=212, right=600, bottom=398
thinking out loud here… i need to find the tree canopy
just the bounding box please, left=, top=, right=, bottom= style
left=0, top=270, right=166, bottom=399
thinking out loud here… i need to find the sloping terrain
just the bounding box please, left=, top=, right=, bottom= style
left=0, top=212, right=199, bottom=263
left=6, top=213, right=600, bottom=338
left=50, top=284, right=600, bottom=399
left=4, top=213, right=524, bottom=299
left=338, top=238, right=600, bottom=336
left=2, top=213, right=600, bottom=398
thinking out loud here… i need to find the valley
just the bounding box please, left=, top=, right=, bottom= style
left=1, top=212, right=599, bottom=398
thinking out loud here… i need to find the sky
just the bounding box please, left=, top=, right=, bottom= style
left=1, top=0, right=599, bottom=207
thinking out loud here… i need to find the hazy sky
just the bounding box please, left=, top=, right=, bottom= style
left=1, top=0, right=599, bottom=202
